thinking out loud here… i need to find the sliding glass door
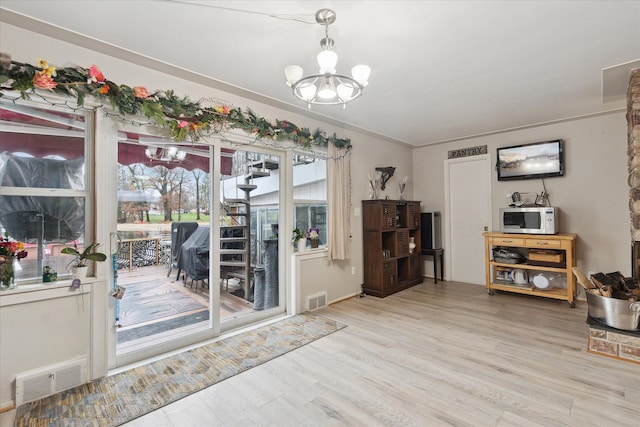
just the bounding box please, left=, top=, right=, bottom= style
left=114, top=134, right=214, bottom=362
left=112, top=134, right=285, bottom=365
left=219, top=147, right=285, bottom=331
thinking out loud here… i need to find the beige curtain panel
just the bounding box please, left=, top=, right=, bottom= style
left=327, top=143, right=351, bottom=261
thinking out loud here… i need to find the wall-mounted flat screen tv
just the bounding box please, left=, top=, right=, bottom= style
left=496, top=139, right=564, bottom=181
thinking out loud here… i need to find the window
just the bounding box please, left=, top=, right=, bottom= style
left=293, top=155, right=327, bottom=247
left=0, top=101, right=92, bottom=283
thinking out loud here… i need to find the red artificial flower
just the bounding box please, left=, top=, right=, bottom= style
left=32, top=73, right=57, bottom=90
left=99, top=85, right=109, bottom=95
left=15, top=248, right=27, bottom=260
left=177, top=120, right=189, bottom=129
left=89, top=65, right=105, bottom=82
left=0, top=236, right=28, bottom=261
left=133, top=86, right=149, bottom=99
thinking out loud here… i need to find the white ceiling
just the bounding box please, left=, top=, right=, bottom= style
left=1, top=0, right=639, bottom=147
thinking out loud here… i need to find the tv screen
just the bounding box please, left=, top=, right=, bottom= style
left=496, top=139, right=564, bottom=181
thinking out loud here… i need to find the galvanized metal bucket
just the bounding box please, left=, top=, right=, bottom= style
left=586, top=292, right=640, bottom=331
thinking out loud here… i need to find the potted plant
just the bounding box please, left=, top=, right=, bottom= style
left=307, top=228, right=320, bottom=249
left=293, top=228, right=306, bottom=252
left=61, top=242, right=107, bottom=279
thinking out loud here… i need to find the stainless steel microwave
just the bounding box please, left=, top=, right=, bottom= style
left=499, top=207, right=558, bottom=234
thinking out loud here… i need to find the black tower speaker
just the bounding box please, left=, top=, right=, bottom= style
left=420, top=211, right=442, bottom=249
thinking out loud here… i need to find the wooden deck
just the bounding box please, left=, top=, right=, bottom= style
left=116, top=265, right=255, bottom=336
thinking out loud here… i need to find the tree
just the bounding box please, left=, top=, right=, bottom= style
left=192, top=169, right=205, bottom=220
left=126, top=164, right=151, bottom=222
left=116, top=164, right=151, bottom=223
left=177, top=169, right=185, bottom=221
left=200, top=173, right=211, bottom=215
left=147, top=166, right=182, bottom=222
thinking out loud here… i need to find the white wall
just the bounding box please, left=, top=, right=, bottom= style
left=0, top=281, right=108, bottom=408
left=413, top=111, right=629, bottom=281
left=0, top=22, right=415, bottom=407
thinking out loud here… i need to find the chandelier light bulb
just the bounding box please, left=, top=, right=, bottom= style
left=284, top=65, right=303, bottom=86
left=351, top=64, right=371, bottom=86
left=145, top=148, right=153, bottom=158
left=299, top=83, right=317, bottom=101
left=337, top=84, right=355, bottom=101
left=167, top=146, right=178, bottom=157
left=317, top=50, right=338, bottom=74
left=176, top=150, right=187, bottom=161
left=317, top=78, right=336, bottom=99
left=318, top=87, right=336, bottom=99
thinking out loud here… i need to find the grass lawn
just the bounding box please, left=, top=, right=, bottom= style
left=147, top=213, right=210, bottom=223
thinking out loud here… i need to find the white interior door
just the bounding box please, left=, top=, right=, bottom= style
left=444, top=154, right=491, bottom=285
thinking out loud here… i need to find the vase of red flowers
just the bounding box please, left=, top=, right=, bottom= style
left=0, top=233, right=28, bottom=290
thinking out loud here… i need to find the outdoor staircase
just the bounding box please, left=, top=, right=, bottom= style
left=220, top=152, right=285, bottom=301
left=245, top=157, right=279, bottom=180
left=220, top=183, right=256, bottom=300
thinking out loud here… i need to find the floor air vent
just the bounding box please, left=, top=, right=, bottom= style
left=15, top=357, right=87, bottom=405
left=306, top=291, right=327, bottom=311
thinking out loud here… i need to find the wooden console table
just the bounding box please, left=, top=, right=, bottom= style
left=483, top=232, right=577, bottom=307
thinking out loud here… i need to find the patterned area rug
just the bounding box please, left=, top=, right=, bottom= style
left=15, top=313, right=345, bottom=427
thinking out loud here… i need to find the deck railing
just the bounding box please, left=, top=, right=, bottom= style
left=117, top=237, right=171, bottom=271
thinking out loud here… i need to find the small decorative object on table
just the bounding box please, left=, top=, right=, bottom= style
left=398, top=176, right=407, bottom=200
left=0, top=233, right=28, bottom=290
left=307, top=228, right=320, bottom=249
left=408, top=236, right=416, bottom=253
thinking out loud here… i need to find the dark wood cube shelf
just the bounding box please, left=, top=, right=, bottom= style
left=362, top=199, right=423, bottom=297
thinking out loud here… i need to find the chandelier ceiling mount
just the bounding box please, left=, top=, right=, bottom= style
left=284, top=9, right=370, bottom=109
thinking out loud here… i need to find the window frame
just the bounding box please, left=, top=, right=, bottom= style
left=292, top=153, right=327, bottom=247
left=0, top=100, right=95, bottom=284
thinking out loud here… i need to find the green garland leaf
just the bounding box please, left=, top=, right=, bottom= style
left=142, top=100, right=165, bottom=126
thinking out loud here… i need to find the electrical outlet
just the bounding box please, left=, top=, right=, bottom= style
left=354, top=207, right=360, bottom=216
left=351, top=266, right=356, bottom=275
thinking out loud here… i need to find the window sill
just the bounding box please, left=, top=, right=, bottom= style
left=292, top=246, right=328, bottom=259
left=0, top=278, right=100, bottom=307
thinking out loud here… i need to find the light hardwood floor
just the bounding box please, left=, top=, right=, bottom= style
left=4, top=280, right=639, bottom=426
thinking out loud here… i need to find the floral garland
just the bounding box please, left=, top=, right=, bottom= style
left=0, top=56, right=352, bottom=149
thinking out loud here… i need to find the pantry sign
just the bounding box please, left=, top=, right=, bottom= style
left=448, top=145, right=487, bottom=159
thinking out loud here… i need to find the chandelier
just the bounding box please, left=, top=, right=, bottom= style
left=284, top=9, right=371, bottom=109
left=144, top=145, right=186, bottom=163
